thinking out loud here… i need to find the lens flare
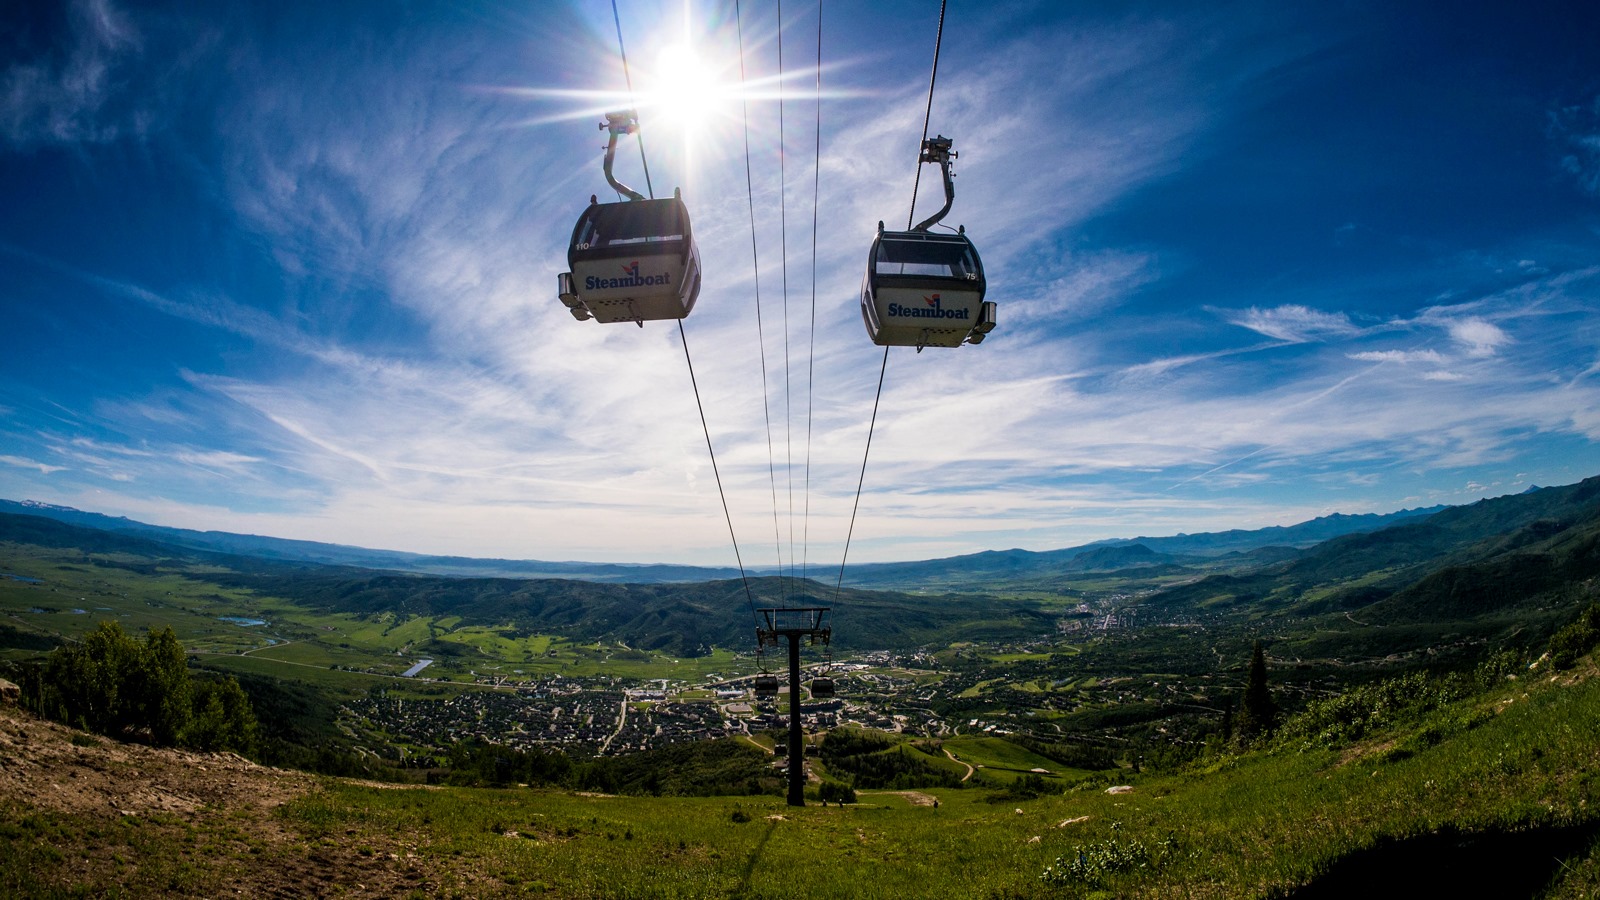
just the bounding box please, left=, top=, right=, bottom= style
left=647, top=43, right=726, bottom=132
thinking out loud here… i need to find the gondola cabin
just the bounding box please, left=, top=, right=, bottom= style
left=810, top=677, right=835, bottom=698
left=754, top=674, right=780, bottom=697
left=558, top=195, right=702, bottom=324
left=860, top=224, right=993, bottom=348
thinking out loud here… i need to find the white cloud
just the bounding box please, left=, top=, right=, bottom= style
left=1346, top=349, right=1444, bottom=364
left=1221, top=305, right=1359, bottom=342
left=172, top=450, right=264, bottom=475
left=1446, top=317, right=1511, bottom=357
left=0, top=455, right=66, bottom=475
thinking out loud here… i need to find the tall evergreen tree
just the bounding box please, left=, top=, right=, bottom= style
left=1237, top=641, right=1277, bottom=744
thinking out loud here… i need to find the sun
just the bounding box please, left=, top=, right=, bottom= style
left=644, top=43, right=731, bottom=133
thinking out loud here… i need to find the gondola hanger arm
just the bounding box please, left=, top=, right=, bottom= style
left=600, top=110, right=646, bottom=202
left=912, top=135, right=957, bottom=233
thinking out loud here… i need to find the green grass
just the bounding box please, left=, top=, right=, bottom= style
left=260, top=660, right=1600, bottom=898
left=942, top=736, right=1079, bottom=782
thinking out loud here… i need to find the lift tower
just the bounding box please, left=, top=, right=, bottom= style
left=756, top=607, right=830, bottom=807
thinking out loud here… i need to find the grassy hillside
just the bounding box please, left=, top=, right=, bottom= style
left=6, top=484, right=1600, bottom=896
left=3, top=651, right=1596, bottom=897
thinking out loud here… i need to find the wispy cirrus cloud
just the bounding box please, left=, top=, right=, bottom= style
left=1220, top=304, right=1359, bottom=342
left=0, top=455, right=66, bottom=475
left=1550, top=93, right=1600, bottom=196
left=0, top=0, right=198, bottom=149
left=1347, top=349, right=1444, bottom=364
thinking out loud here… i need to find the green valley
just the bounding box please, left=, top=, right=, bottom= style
left=3, top=478, right=1600, bottom=896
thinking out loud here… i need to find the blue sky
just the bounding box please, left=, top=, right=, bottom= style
left=2, top=0, right=1598, bottom=566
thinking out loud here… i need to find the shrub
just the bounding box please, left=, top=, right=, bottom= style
left=1041, top=824, right=1180, bottom=887
left=1549, top=604, right=1600, bottom=669
left=985, top=773, right=1053, bottom=804
left=817, top=781, right=856, bottom=805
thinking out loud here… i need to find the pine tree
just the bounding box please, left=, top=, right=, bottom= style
left=1236, top=641, right=1276, bottom=745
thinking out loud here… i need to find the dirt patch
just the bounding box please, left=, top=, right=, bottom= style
left=0, top=704, right=309, bottom=818
left=866, top=790, right=938, bottom=807
left=0, top=704, right=434, bottom=898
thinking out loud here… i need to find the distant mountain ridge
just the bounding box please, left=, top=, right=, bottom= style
left=4, top=479, right=1597, bottom=658
left=0, top=496, right=1447, bottom=587
left=1090, top=507, right=1449, bottom=556
left=836, top=505, right=1448, bottom=588
left=0, top=500, right=743, bottom=583
left=0, top=510, right=1050, bottom=654
left=1148, top=477, right=1600, bottom=622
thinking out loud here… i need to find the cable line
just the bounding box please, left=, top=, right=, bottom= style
left=800, top=1, right=822, bottom=587
left=907, top=0, right=947, bottom=228
left=678, top=320, right=762, bottom=629
left=836, top=0, right=951, bottom=599
left=735, top=0, right=789, bottom=610
left=609, top=0, right=654, bottom=199
left=603, top=3, right=757, bottom=629
left=833, top=346, right=890, bottom=600
left=777, top=0, right=796, bottom=604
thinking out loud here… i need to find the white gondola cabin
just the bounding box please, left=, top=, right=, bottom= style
left=559, top=195, right=702, bottom=324
left=858, top=135, right=995, bottom=348
left=557, top=110, right=702, bottom=325
left=860, top=225, right=993, bottom=348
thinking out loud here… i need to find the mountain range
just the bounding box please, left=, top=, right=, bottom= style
left=5, top=478, right=1600, bottom=661
left=0, top=497, right=1447, bottom=587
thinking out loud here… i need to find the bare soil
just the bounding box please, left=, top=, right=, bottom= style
left=0, top=703, right=438, bottom=898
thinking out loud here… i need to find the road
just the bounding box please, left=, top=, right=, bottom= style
left=600, top=697, right=629, bottom=753
left=944, top=747, right=975, bottom=782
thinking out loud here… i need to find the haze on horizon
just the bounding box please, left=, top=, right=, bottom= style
left=3, top=0, right=1599, bottom=567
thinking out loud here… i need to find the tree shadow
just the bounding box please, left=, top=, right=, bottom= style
left=1279, top=820, right=1600, bottom=899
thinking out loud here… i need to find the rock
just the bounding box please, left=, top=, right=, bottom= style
left=1027, top=835, right=1041, bottom=844
left=1058, top=816, right=1092, bottom=827
left=0, top=680, right=19, bottom=705
left=1105, top=785, right=1134, bottom=794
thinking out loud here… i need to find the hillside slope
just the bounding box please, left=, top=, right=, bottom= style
left=3, top=654, right=1597, bottom=898
left=1149, top=476, right=1600, bottom=619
